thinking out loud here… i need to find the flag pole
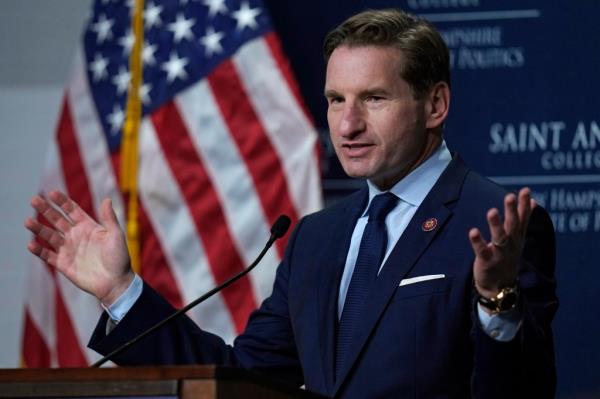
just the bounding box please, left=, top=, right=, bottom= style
left=120, top=0, right=145, bottom=273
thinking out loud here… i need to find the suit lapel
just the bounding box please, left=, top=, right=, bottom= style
left=316, top=187, right=368, bottom=393
left=332, top=155, right=469, bottom=393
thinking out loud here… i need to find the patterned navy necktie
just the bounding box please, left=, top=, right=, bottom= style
left=335, top=192, right=399, bottom=381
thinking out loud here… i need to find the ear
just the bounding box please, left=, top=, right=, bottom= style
left=425, top=82, right=450, bottom=130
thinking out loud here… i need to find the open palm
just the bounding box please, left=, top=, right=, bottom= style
left=25, top=190, right=133, bottom=306
left=469, top=188, right=535, bottom=299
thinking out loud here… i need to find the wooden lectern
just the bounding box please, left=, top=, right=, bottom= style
left=0, top=366, right=325, bottom=398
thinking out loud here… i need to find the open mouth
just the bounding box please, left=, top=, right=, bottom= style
left=341, top=143, right=373, bottom=157
left=343, top=143, right=372, bottom=149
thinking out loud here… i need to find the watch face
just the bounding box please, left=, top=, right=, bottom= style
left=499, top=292, right=518, bottom=311
left=478, top=287, right=519, bottom=313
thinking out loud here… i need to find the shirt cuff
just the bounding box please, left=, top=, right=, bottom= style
left=477, top=303, right=522, bottom=342
left=101, top=274, right=143, bottom=324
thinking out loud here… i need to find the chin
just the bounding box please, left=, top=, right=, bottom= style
left=340, top=161, right=376, bottom=180
left=344, top=172, right=373, bottom=182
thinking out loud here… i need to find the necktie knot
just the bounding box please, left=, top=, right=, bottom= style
left=367, top=192, right=398, bottom=222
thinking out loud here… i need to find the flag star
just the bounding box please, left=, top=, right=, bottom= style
left=112, top=67, right=131, bottom=95
left=167, top=13, right=196, bottom=43
left=118, top=30, right=135, bottom=55
left=204, top=0, right=227, bottom=17
left=161, top=52, right=189, bottom=82
left=145, top=2, right=163, bottom=29
left=107, top=105, right=125, bottom=135
left=232, top=1, right=261, bottom=31
left=139, top=83, right=152, bottom=104
left=143, top=41, right=158, bottom=65
left=91, top=14, right=114, bottom=43
left=200, top=27, right=224, bottom=56
left=89, top=53, right=109, bottom=81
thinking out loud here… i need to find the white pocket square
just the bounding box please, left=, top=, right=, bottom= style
left=399, top=274, right=445, bottom=286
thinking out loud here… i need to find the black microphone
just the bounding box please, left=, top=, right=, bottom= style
left=270, top=214, right=291, bottom=240
left=91, top=214, right=292, bottom=368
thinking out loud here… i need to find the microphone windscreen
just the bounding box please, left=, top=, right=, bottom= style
left=271, top=215, right=291, bottom=239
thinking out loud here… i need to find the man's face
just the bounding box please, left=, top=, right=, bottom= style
left=325, top=45, right=434, bottom=190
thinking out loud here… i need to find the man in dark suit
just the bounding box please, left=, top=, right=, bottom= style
left=26, top=9, right=557, bottom=398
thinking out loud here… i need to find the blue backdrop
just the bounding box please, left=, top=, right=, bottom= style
left=263, top=1, right=600, bottom=397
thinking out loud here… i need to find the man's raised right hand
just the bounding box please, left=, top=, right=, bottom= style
left=24, top=190, right=134, bottom=307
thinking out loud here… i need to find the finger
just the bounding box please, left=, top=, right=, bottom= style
left=99, top=198, right=121, bottom=231
left=25, top=217, right=65, bottom=250
left=503, top=193, right=519, bottom=236
left=30, top=196, right=72, bottom=234
left=469, top=228, right=493, bottom=261
left=27, top=241, right=58, bottom=266
left=486, top=207, right=508, bottom=246
left=30, top=195, right=53, bottom=215
left=48, top=190, right=90, bottom=224
left=517, top=188, right=532, bottom=233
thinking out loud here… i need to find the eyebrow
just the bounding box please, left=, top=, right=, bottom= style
left=324, top=89, right=340, bottom=99
left=324, top=87, right=390, bottom=99
left=361, top=88, right=389, bottom=97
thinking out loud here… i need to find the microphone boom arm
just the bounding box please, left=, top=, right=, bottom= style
left=91, top=215, right=291, bottom=368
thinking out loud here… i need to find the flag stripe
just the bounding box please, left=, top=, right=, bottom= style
left=263, top=33, right=323, bottom=174
left=55, top=288, right=88, bottom=366
left=208, top=59, right=298, bottom=257
left=56, top=273, right=104, bottom=365
left=138, top=119, right=237, bottom=341
left=175, top=80, right=281, bottom=303
left=22, top=310, right=51, bottom=368
left=138, top=201, right=184, bottom=309
left=264, top=32, right=315, bottom=125
left=233, top=38, right=322, bottom=219
left=151, top=102, right=258, bottom=333
left=22, top=256, right=57, bottom=366
left=56, top=97, right=96, bottom=217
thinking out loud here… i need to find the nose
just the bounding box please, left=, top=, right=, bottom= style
left=337, top=102, right=366, bottom=139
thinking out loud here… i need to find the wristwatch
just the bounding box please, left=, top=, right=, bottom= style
left=477, top=285, right=519, bottom=314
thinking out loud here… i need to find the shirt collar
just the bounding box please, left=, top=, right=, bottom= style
left=364, top=140, right=452, bottom=214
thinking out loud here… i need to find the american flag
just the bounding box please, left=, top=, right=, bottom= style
left=21, top=0, right=322, bottom=367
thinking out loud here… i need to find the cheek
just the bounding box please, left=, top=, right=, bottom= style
left=329, top=115, right=349, bottom=151
left=326, top=111, right=338, bottom=138
left=378, top=117, right=420, bottom=159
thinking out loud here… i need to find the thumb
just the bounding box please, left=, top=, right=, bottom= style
left=100, top=198, right=120, bottom=231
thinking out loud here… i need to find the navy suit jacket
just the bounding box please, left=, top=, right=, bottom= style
left=90, top=156, right=558, bottom=398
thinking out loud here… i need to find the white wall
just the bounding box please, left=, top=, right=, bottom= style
left=0, top=0, right=90, bottom=367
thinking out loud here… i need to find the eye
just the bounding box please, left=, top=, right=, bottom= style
left=328, top=96, right=344, bottom=106
left=365, top=95, right=384, bottom=103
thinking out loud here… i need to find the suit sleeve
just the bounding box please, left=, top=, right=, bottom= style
left=88, top=220, right=305, bottom=386
left=471, top=206, right=558, bottom=398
